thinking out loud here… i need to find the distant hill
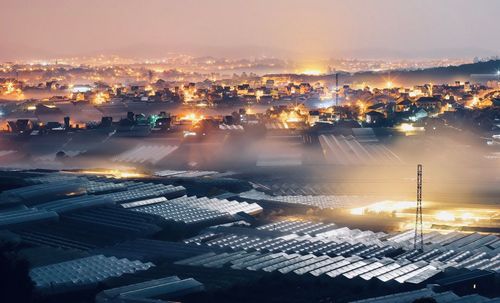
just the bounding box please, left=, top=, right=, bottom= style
left=265, top=60, right=500, bottom=87
left=347, top=59, right=500, bottom=86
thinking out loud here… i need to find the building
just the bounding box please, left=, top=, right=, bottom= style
left=365, top=111, right=386, bottom=124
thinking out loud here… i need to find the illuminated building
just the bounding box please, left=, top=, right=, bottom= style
left=396, top=99, right=413, bottom=112
left=415, top=96, right=442, bottom=112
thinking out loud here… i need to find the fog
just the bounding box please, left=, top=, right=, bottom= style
left=2, top=118, right=497, bottom=209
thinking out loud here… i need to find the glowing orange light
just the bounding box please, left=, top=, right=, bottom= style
left=180, top=113, right=204, bottom=123
left=301, top=69, right=322, bottom=76
left=92, top=92, right=109, bottom=105
left=435, top=211, right=455, bottom=222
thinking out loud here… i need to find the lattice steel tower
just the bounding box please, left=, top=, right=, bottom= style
left=414, top=164, right=424, bottom=251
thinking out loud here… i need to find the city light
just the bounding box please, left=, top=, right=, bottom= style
left=92, top=92, right=108, bottom=105
left=301, top=69, right=322, bottom=76
left=435, top=211, right=455, bottom=222
left=398, top=123, right=415, bottom=132
left=180, top=113, right=204, bottom=123
left=1, top=3, right=499, bottom=303
left=73, top=169, right=147, bottom=179
left=5, top=82, right=15, bottom=94
left=461, top=212, right=475, bottom=221
left=349, top=200, right=416, bottom=215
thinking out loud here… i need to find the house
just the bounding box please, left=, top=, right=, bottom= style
left=396, top=99, right=413, bottom=112
left=410, top=108, right=428, bottom=121
left=7, top=119, right=34, bottom=133
left=365, top=110, right=385, bottom=124
left=493, top=98, right=500, bottom=107
left=367, top=102, right=385, bottom=111
left=415, top=96, right=442, bottom=112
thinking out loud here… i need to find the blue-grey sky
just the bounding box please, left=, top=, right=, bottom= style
left=1, top=0, right=499, bottom=60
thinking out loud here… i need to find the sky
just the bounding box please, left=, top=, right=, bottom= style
left=1, top=0, right=499, bottom=60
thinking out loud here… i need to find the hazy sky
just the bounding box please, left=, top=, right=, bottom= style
left=1, top=0, right=499, bottom=60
